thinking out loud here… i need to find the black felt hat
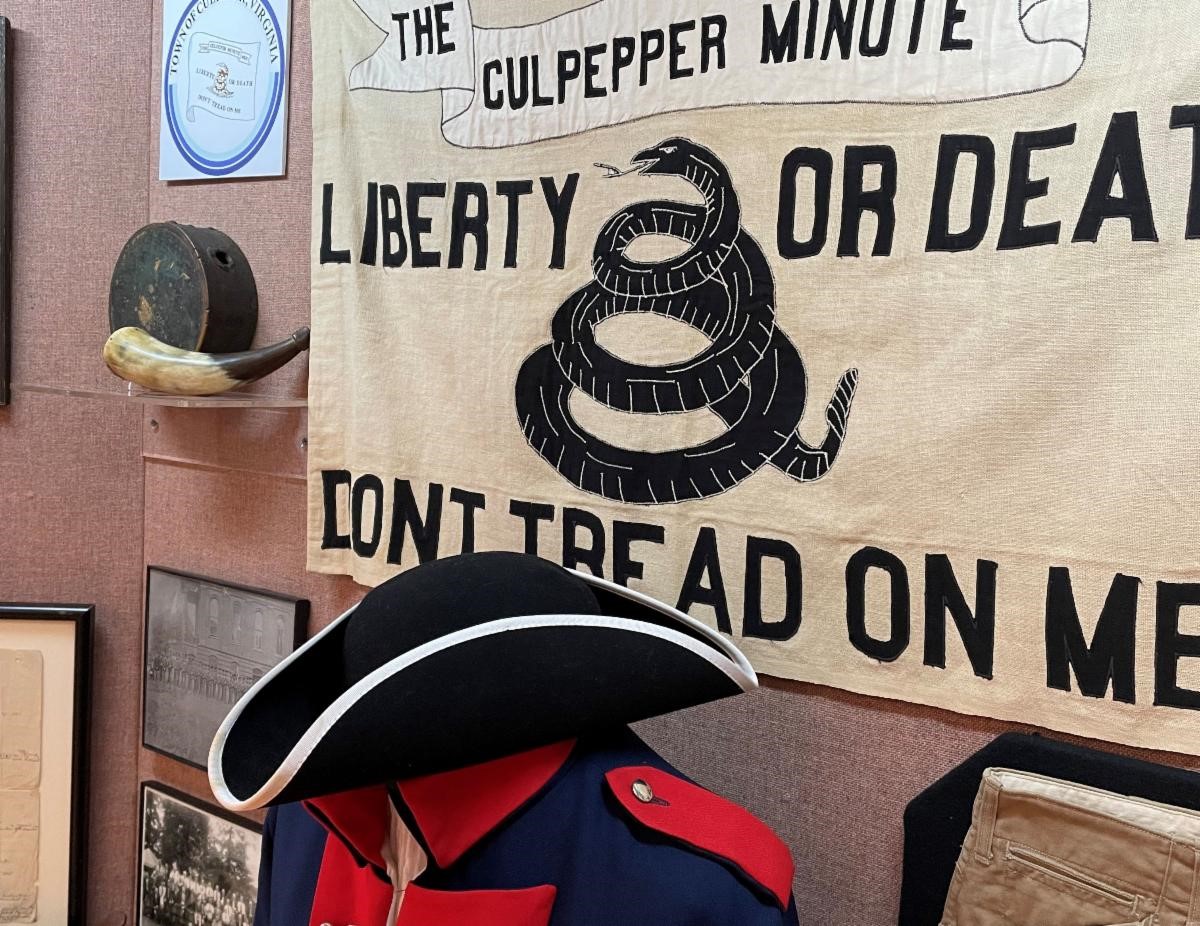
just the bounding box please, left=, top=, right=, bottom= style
left=208, top=552, right=756, bottom=810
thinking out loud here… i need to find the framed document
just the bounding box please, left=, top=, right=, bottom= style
left=0, top=18, right=11, bottom=406
left=142, top=567, right=308, bottom=768
left=138, top=782, right=262, bottom=926
left=0, top=603, right=92, bottom=925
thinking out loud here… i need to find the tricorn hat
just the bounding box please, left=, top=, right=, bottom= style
left=208, top=552, right=756, bottom=811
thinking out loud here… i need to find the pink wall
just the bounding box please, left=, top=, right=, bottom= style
left=0, top=3, right=1197, bottom=924
left=0, top=4, right=151, bottom=922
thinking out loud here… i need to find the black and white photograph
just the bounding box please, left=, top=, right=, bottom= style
left=138, top=783, right=260, bottom=926
left=142, top=567, right=308, bottom=768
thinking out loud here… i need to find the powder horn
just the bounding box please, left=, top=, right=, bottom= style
left=103, top=326, right=310, bottom=396
left=106, top=222, right=309, bottom=395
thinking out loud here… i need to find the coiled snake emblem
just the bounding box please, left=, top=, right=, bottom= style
left=515, top=137, right=858, bottom=505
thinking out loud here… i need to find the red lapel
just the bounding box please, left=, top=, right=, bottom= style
left=305, top=784, right=391, bottom=873
left=304, top=740, right=575, bottom=873
left=307, top=827, right=394, bottom=926
left=395, top=740, right=575, bottom=868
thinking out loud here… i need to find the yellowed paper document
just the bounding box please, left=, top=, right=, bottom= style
left=0, top=792, right=38, bottom=923
left=0, top=652, right=42, bottom=791
left=0, top=651, right=42, bottom=923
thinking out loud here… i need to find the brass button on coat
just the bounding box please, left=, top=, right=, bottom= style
left=632, top=780, right=655, bottom=804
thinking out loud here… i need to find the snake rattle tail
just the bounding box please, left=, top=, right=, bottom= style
left=826, top=368, right=859, bottom=442
left=775, top=368, right=859, bottom=484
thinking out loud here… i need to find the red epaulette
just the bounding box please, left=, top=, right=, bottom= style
left=605, top=766, right=795, bottom=910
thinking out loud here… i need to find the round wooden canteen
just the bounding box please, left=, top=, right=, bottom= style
left=109, top=222, right=258, bottom=352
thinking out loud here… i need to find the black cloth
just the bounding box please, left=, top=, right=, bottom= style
left=899, top=732, right=1200, bottom=926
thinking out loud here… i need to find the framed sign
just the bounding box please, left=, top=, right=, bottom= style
left=158, top=0, right=290, bottom=180
left=137, top=782, right=261, bottom=926
left=142, top=567, right=308, bottom=769
left=0, top=603, right=92, bottom=925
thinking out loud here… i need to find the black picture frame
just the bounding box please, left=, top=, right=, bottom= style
left=0, top=18, right=12, bottom=406
left=0, top=602, right=92, bottom=926
left=141, top=566, right=308, bottom=770
left=137, top=781, right=263, bottom=926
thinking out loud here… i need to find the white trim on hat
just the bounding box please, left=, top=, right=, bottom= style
left=572, top=569, right=758, bottom=683
left=209, top=612, right=755, bottom=812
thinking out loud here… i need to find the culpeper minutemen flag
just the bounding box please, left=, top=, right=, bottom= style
left=308, top=0, right=1200, bottom=755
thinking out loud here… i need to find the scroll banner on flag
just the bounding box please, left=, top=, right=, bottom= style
left=346, top=0, right=1090, bottom=148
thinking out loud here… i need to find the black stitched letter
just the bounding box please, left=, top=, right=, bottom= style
left=998, top=125, right=1076, bottom=250
left=924, top=555, right=996, bottom=679
left=1169, top=105, right=1200, bottom=239
left=846, top=546, right=910, bottom=661
left=778, top=147, right=833, bottom=259
left=926, top=135, right=995, bottom=253
left=351, top=474, right=384, bottom=558
left=612, top=520, right=665, bottom=588
left=676, top=527, right=732, bottom=634
left=509, top=499, right=555, bottom=555
left=744, top=536, right=802, bottom=642
left=563, top=507, right=605, bottom=576
left=448, top=183, right=489, bottom=270
left=1073, top=112, right=1158, bottom=243
left=320, top=470, right=352, bottom=549
left=839, top=145, right=897, bottom=257
left=1045, top=568, right=1138, bottom=703
left=320, top=184, right=351, bottom=264
left=449, top=488, right=486, bottom=554
left=386, top=480, right=443, bottom=565
left=1155, top=581, right=1200, bottom=710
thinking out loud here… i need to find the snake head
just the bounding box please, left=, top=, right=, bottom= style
left=630, top=137, right=695, bottom=176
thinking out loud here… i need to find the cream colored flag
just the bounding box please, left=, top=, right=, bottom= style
left=308, top=0, right=1200, bottom=755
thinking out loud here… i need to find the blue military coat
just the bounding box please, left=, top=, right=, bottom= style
left=254, top=727, right=799, bottom=926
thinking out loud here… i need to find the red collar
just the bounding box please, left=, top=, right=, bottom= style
left=305, top=740, right=575, bottom=874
